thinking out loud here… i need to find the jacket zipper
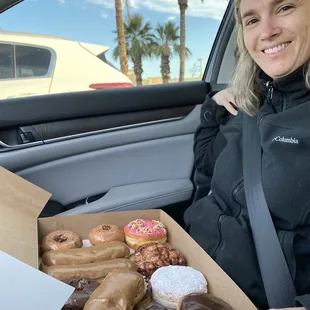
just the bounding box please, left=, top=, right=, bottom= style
left=266, top=81, right=274, bottom=105
left=266, top=80, right=287, bottom=111
left=212, top=214, right=227, bottom=258
left=257, top=81, right=274, bottom=125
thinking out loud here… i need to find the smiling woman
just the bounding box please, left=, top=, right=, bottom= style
left=230, top=0, right=310, bottom=115
left=184, top=0, right=310, bottom=309
left=0, top=0, right=228, bottom=99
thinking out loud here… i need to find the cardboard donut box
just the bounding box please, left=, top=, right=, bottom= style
left=0, top=166, right=256, bottom=309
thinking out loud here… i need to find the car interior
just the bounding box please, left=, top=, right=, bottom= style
left=0, top=0, right=237, bottom=228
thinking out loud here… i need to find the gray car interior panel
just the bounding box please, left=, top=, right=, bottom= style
left=17, top=134, right=194, bottom=205
left=0, top=81, right=207, bottom=128
left=0, top=106, right=194, bottom=147
left=56, top=179, right=193, bottom=216
left=0, top=105, right=201, bottom=172
left=28, top=106, right=194, bottom=141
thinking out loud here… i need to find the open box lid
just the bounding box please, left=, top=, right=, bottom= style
left=0, top=166, right=51, bottom=268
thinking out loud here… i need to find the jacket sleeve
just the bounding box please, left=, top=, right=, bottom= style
left=294, top=294, right=310, bottom=309
left=194, top=93, right=230, bottom=178
left=192, top=94, right=231, bottom=201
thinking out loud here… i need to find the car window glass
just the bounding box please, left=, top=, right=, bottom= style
left=15, top=45, right=51, bottom=78
left=0, top=43, right=14, bottom=79
left=0, top=0, right=229, bottom=99
left=217, top=28, right=237, bottom=84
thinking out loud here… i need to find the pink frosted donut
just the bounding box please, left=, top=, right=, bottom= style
left=124, top=219, right=168, bottom=249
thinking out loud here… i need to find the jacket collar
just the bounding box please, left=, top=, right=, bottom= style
left=256, top=64, right=310, bottom=111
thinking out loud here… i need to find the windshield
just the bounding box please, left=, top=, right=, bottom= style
left=0, top=0, right=229, bottom=99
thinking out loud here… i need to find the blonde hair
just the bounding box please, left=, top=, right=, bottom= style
left=229, top=0, right=310, bottom=116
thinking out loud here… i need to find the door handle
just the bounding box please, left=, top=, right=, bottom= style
left=0, top=139, right=44, bottom=151
left=0, top=126, right=44, bottom=152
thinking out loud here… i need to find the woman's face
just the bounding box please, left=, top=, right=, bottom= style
left=240, top=0, right=310, bottom=79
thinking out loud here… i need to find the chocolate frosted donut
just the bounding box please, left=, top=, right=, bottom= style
left=41, top=230, right=83, bottom=254
left=177, top=293, right=233, bottom=310
left=62, top=278, right=100, bottom=310
left=88, top=224, right=125, bottom=245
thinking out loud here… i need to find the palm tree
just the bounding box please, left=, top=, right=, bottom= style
left=114, top=0, right=128, bottom=76
left=178, top=0, right=188, bottom=82
left=124, top=0, right=131, bottom=23
left=153, top=21, right=191, bottom=84
left=113, top=14, right=155, bottom=86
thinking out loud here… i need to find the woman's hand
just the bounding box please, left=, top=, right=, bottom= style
left=211, top=87, right=238, bottom=116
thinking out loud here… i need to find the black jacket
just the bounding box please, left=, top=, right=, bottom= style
left=184, top=65, right=310, bottom=310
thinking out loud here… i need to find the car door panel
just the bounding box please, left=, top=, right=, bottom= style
left=21, top=105, right=194, bottom=141
left=56, top=179, right=193, bottom=216
left=0, top=81, right=206, bottom=129
left=0, top=105, right=201, bottom=171
left=17, top=133, right=195, bottom=206
left=0, top=105, right=194, bottom=147
left=0, top=81, right=206, bottom=214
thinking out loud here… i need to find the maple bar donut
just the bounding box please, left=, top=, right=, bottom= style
left=41, top=258, right=137, bottom=282
left=41, top=230, right=83, bottom=254
left=88, top=224, right=125, bottom=245
left=150, top=265, right=208, bottom=309
left=84, top=269, right=147, bottom=310
left=177, top=293, right=233, bottom=310
left=42, top=241, right=130, bottom=266
left=124, top=219, right=167, bottom=249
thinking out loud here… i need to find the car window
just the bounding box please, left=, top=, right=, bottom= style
left=0, top=43, right=14, bottom=79
left=0, top=0, right=229, bottom=99
left=15, top=45, right=51, bottom=78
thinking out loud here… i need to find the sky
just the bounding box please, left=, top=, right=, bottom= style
left=0, top=0, right=229, bottom=79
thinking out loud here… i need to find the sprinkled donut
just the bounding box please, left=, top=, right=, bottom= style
left=41, top=230, right=83, bottom=254
left=150, top=266, right=208, bottom=309
left=123, top=219, right=168, bottom=249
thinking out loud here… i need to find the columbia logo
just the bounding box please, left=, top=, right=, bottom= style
left=272, top=136, right=299, bottom=144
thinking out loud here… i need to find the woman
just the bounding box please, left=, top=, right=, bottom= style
left=184, top=0, right=310, bottom=309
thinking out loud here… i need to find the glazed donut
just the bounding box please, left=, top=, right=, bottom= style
left=177, top=293, right=233, bottom=310
left=41, top=230, right=83, bottom=254
left=150, top=266, right=208, bottom=309
left=62, top=278, right=100, bottom=310
left=124, top=219, right=167, bottom=249
left=88, top=224, right=125, bottom=245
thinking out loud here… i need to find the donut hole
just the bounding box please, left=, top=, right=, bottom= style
left=101, top=225, right=111, bottom=231
left=54, top=234, right=68, bottom=243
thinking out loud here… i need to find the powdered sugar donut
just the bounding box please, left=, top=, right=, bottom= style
left=150, top=266, right=208, bottom=309
left=124, top=219, right=167, bottom=249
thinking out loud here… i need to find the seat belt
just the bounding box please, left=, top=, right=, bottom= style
left=242, top=113, right=297, bottom=308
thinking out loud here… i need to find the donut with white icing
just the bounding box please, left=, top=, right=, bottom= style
left=124, top=219, right=167, bottom=249
left=150, top=266, right=208, bottom=309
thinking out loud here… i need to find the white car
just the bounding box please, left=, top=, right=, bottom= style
left=0, top=31, right=133, bottom=99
